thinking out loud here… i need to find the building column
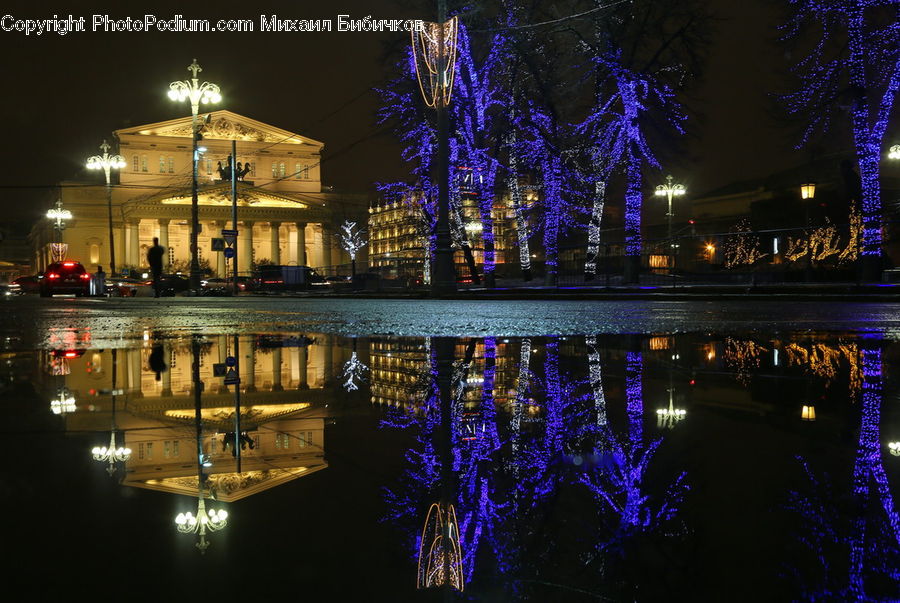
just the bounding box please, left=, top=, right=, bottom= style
left=270, top=221, right=282, bottom=265
left=213, top=220, right=226, bottom=277
left=295, top=223, right=307, bottom=266
left=128, top=348, right=143, bottom=398
left=297, top=346, right=308, bottom=390
left=238, top=220, right=254, bottom=275
left=322, top=335, right=334, bottom=385
left=272, top=347, right=283, bottom=391
left=157, top=219, right=170, bottom=270
left=161, top=346, right=173, bottom=396
left=320, top=224, right=332, bottom=269
left=244, top=337, right=256, bottom=392
left=125, top=220, right=139, bottom=267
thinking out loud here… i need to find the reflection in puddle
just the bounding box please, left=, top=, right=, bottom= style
left=11, top=331, right=900, bottom=599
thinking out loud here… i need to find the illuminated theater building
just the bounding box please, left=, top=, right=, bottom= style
left=29, top=111, right=367, bottom=276
left=42, top=335, right=348, bottom=502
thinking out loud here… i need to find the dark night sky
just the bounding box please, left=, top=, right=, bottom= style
left=0, top=0, right=813, bottom=225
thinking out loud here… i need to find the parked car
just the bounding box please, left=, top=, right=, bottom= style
left=12, top=275, right=42, bottom=294
left=106, top=277, right=145, bottom=297
left=40, top=261, right=91, bottom=297
left=252, top=265, right=326, bottom=292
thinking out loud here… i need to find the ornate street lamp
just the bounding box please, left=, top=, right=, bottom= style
left=46, top=198, right=72, bottom=261
left=168, top=59, right=221, bottom=291
left=887, top=145, right=900, bottom=160
left=412, top=8, right=459, bottom=295
left=887, top=441, right=900, bottom=456
left=50, top=388, right=76, bottom=415
left=654, top=175, right=686, bottom=275
left=656, top=387, right=686, bottom=429
left=87, top=140, right=127, bottom=275
left=92, top=431, right=131, bottom=477
left=175, top=491, right=228, bottom=553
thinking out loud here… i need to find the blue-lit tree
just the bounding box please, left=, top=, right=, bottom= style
left=781, top=1, right=900, bottom=275
left=452, top=25, right=508, bottom=287
left=577, top=0, right=708, bottom=282
left=785, top=343, right=900, bottom=600
left=578, top=347, right=689, bottom=598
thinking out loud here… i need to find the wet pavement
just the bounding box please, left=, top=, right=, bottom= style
left=3, top=297, right=900, bottom=600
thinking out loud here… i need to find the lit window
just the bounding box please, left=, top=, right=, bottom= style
left=279, top=162, right=286, bottom=178
left=132, top=155, right=139, bottom=172
left=249, top=161, right=256, bottom=177
left=138, top=443, right=145, bottom=460
left=164, top=440, right=171, bottom=458
left=159, top=156, right=166, bottom=173
left=168, top=157, right=174, bottom=173
left=90, top=243, right=100, bottom=264
left=173, top=440, right=179, bottom=457
left=271, top=161, right=277, bottom=178
left=295, top=163, right=302, bottom=179
left=146, top=442, right=153, bottom=459
left=141, top=155, right=148, bottom=172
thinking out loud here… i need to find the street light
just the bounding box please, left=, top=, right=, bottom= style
left=887, top=441, right=900, bottom=456
left=888, top=145, right=900, bottom=160
left=175, top=493, right=228, bottom=553
left=87, top=140, right=127, bottom=275
left=656, top=385, right=686, bottom=429
left=801, top=404, right=816, bottom=421
left=168, top=59, right=221, bottom=291
left=50, top=388, right=76, bottom=415
left=654, top=175, right=686, bottom=275
left=800, top=182, right=816, bottom=282
left=92, top=431, right=131, bottom=477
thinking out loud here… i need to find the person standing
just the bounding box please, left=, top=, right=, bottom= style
left=147, top=237, right=165, bottom=298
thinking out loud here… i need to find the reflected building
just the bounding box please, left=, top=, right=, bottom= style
left=38, top=334, right=348, bottom=500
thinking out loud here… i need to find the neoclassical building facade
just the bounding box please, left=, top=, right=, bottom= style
left=30, top=110, right=367, bottom=275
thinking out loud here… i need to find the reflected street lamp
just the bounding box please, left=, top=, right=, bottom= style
left=175, top=495, right=228, bottom=553
left=87, top=140, right=127, bottom=275
left=168, top=59, right=221, bottom=291
left=92, top=431, right=131, bottom=477
left=887, top=441, right=900, bottom=456
left=654, top=175, right=686, bottom=275
left=656, top=390, right=686, bottom=429
left=888, top=145, right=900, bottom=160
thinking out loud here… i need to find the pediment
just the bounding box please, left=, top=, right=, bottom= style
left=115, top=110, right=323, bottom=147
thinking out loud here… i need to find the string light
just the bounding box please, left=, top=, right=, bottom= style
left=781, top=2, right=900, bottom=259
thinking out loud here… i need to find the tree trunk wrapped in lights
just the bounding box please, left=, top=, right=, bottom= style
left=506, top=131, right=533, bottom=281
left=782, top=1, right=900, bottom=279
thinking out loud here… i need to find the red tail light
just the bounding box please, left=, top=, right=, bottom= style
left=63, top=262, right=76, bottom=267
left=48, top=273, right=60, bottom=279
left=64, top=351, right=78, bottom=358
left=80, top=273, right=91, bottom=280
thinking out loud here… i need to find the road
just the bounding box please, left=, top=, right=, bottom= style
left=3, top=295, right=900, bottom=348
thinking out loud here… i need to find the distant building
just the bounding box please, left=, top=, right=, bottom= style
left=29, top=111, right=367, bottom=276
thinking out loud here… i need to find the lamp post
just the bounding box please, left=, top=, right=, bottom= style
left=87, top=140, right=127, bottom=275
left=654, top=175, right=686, bottom=278
left=412, top=6, right=459, bottom=295
left=800, top=182, right=816, bottom=282
left=168, top=59, right=221, bottom=291
left=175, top=491, right=229, bottom=553
left=888, top=145, right=900, bottom=160
left=46, top=198, right=72, bottom=244
left=91, top=351, right=130, bottom=476
left=656, top=373, right=686, bottom=429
